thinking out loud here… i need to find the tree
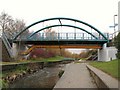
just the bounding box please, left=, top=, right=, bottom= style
left=79, top=49, right=97, bottom=59
left=0, top=12, right=28, bottom=39
left=0, top=12, right=12, bottom=34
left=44, top=27, right=57, bottom=40
left=114, top=32, right=120, bottom=59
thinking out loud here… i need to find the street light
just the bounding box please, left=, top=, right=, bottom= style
left=109, top=15, right=118, bottom=39
left=114, top=15, right=118, bottom=37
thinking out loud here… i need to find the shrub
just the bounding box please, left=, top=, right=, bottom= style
left=114, top=32, right=120, bottom=59
left=58, top=70, right=64, bottom=78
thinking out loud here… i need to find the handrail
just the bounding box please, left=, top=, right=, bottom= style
left=2, top=32, right=13, bottom=58
left=27, top=32, right=109, bottom=41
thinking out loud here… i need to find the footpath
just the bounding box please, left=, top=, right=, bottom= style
left=54, top=63, right=97, bottom=88
left=53, top=62, right=119, bottom=89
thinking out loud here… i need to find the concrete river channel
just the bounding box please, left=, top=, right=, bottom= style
left=9, top=64, right=65, bottom=88
left=3, top=60, right=99, bottom=89
left=3, top=60, right=72, bottom=89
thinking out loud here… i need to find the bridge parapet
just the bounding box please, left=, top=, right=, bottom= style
left=14, top=32, right=109, bottom=42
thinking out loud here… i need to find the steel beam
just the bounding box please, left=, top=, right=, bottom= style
left=21, top=45, right=102, bottom=55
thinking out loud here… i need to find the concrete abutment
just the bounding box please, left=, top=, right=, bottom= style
left=98, top=43, right=117, bottom=61
left=12, top=43, right=28, bottom=60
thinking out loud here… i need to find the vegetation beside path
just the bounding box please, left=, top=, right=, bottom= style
left=90, top=59, right=119, bottom=80
left=0, top=56, right=65, bottom=65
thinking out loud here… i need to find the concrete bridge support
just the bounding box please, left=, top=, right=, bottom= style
left=12, top=43, right=28, bottom=60
left=98, top=43, right=117, bottom=61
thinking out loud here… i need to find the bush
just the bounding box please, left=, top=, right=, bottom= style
left=116, top=52, right=120, bottom=59
left=114, top=32, right=120, bottom=59
left=58, top=70, right=64, bottom=78
left=0, top=79, right=8, bottom=88
left=29, top=48, right=56, bottom=59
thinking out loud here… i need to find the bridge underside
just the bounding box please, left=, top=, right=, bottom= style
left=29, top=45, right=102, bottom=49
left=13, top=40, right=107, bottom=46
left=21, top=44, right=102, bottom=55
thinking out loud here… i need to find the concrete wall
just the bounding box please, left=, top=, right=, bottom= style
left=107, top=47, right=117, bottom=60
left=12, top=43, right=19, bottom=58
left=98, top=46, right=117, bottom=61
left=12, top=43, right=27, bottom=59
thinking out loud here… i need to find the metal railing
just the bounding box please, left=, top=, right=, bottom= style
left=2, top=32, right=13, bottom=58
left=27, top=32, right=109, bottom=41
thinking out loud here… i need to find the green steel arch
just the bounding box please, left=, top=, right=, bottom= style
left=28, top=24, right=98, bottom=39
left=13, top=17, right=108, bottom=41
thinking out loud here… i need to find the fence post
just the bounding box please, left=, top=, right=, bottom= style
left=66, top=33, right=68, bottom=40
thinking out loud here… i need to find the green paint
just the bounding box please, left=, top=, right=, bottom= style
left=13, top=17, right=108, bottom=41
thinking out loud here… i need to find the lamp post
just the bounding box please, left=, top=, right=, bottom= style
left=114, top=15, right=118, bottom=37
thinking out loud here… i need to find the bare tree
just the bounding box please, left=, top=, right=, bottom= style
left=44, top=28, right=57, bottom=40
left=7, top=19, right=27, bottom=39
left=0, top=11, right=12, bottom=34
left=0, top=11, right=28, bottom=39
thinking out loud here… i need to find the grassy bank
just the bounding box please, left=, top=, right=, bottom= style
left=90, top=59, right=119, bottom=80
left=0, top=56, right=64, bottom=65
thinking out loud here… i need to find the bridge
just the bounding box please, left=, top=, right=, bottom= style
left=1, top=17, right=117, bottom=61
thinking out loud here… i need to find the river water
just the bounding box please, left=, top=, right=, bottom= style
left=9, top=64, right=65, bottom=88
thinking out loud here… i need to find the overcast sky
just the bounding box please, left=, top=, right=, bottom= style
left=0, top=0, right=119, bottom=32
left=0, top=0, right=119, bottom=54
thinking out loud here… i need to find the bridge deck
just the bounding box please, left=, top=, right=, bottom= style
left=13, top=39, right=107, bottom=45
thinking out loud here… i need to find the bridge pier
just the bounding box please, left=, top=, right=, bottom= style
left=12, top=43, right=28, bottom=60
left=98, top=43, right=117, bottom=61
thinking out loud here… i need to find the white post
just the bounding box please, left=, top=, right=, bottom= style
left=12, top=43, right=19, bottom=58
left=12, top=43, right=28, bottom=60
left=98, top=43, right=117, bottom=62
left=98, top=43, right=108, bottom=61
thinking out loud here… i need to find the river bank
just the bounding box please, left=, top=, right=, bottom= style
left=1, top=58, right=74, bottom=88
left=9, top=64, right=65, bottom=88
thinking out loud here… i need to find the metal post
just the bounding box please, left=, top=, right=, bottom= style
left=74, top=21, right=76, bottom=40
left=66, top=33, right=68, bottom=40
left=114, top=15, right=118, bottom=37
left=74, top=33, right=76, bottom=39
left=58, top=33, right=60, bottom=40
left=91, top=28, right=92, bottom=40
left=83, top=33, right=84, bottom=39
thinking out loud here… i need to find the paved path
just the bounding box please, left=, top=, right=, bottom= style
left=54, top=63, right=97, bottom=88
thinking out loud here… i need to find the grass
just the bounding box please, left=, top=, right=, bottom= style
left=40, top=56, right=64, bottom=62
left=0, top=79, right=8, bottom=88
left=1, top=65, right=27, bottom=88
left=80, top=58, right=87, bottom=61
left=2, top=65, right=27, bottom=78
left=0, top=56, right=64, bottom=65
left=90, top=59, right=119, bottom=80
left=1, top=56, right=64, bottom=78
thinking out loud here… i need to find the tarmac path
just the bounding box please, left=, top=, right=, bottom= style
left=54, top=63, right=97, bottom=88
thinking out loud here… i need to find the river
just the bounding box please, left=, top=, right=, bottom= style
left=9, top=64, right=65, bottom=88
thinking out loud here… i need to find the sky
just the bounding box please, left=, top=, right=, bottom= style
left=0, top=0, right=119, bottom=54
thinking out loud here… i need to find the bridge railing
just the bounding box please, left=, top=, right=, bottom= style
left=2, top=32, right=13, bottom=58
left=15, top=32, right=109, bottom=41
left=25, top=32, right=109, bottom=41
